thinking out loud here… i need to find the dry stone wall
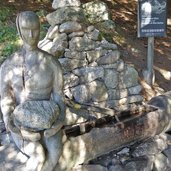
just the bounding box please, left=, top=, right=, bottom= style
left=39, top=0, right=143, bottom=112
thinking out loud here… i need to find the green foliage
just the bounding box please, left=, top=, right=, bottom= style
left=0, top=7, right=11, bottom=22
left=36, top=10, right=50, bottom=40
left=0, top=8, right=49, bottom=58
left=1, top=41, right=20, bottom=57
left=0, top=7, right=19, bottom=58
left=40, top=23, right=49, bottom=40
left=36, top=9, right=48, bottom=18
left=0, top=25, right=18, bottom=43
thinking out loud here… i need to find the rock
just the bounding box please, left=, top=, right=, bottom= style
left=100, top=39, right=117, bottom=50
left=163, top=134, right=171, bottom=165
left=59, top=21, right=82, bottom=33
left=83, top=0, right=110, bottom=23
left=69, top=36, right=99, bottom=51
left=119, top=66, right=139, bottom=89
left=108, top=89, right=117, bottom=100
left=59, top=58, right=87, bottom=73
left=50, top=39, right=68, bottom=57
left=65, top=107, right=86, bottom=125
left=104, top=69, right=118, bottom=89
left=107, top=95, right=143, bottom=108
left=46, top=7, right=85, bottom=25
left=64, top=73, right=79, bottom=89
left=73, top=66, right=104, bottom=83
left=38, top=39, right=53, bottom=53
left=132, top=136, right=168, bottom=157
left=101, top=63, right=118, bottom=69
left=64, top=88, right=73, bottom=99
left=39, top=33, right=68, bottom=56
left=88, top=61, right=98, bottom=67
left=46, top=25, right=59, bottom=40
left=96, top=20, right=116, bottom=30
left=108, top=88, right=128, bottom=100
left=71, top=165, right=108, bottom=171
left=117, top=60, right=125, bottom=72
left=86, top=48, right=107, bottom=63
left=117, top=148, right=130, bottom=155
left=128, top=85, right=142, bottom=95
left=52, top=0, right=81, bottom=9
left=64, top=50, right=86, bottom=60
left=13, top=101, right=60, bottom=131
left=108, top=165, right=123, bottom=171
left=68, top=31, right=84, bottom=39
left=86, top=29, right=100, bottom=41
left=97, top=50, right=120, bottom=65
left=86, top=25, right=95, bottom=33
left=153, top=153, right=169, bottom=171
left=53, top=33, right=68, bottom=42
left=148, top=92, right=171, bottom=112
left=71, top=80, right=108, bottom=103
left=124, top=157, right=153, bottom=171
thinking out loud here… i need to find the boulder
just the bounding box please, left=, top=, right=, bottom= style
left=83, top=0, right=110, bottom=23
left=13, top=100, right=59, bottom=131
left=52, top=0, right=81, bottom=9
left=46, top=7, right=86, bottom=25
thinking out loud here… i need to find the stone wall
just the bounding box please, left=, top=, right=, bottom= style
left=39, top=0, right=143, bottom=117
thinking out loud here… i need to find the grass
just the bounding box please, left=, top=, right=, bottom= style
left=0, top=7, right=20, bottom=61
left=0, top=8, right=49, bottom=63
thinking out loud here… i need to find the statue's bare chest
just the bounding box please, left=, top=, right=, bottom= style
left=23, top=62, right=53, bottom=89
left=11, top=53, right=53, bottom=91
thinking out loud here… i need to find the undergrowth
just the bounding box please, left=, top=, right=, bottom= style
left=0, top=7, right=49, bottom=63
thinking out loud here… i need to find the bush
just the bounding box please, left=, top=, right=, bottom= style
left=0, top=7, right=19, bottom=59
left=0, top=7, right=49, bottom=60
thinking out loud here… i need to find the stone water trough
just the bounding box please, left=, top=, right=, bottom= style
left=56, top=93, right=171, bottom=171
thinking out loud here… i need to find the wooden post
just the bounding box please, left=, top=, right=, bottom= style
left=143, top=37, right=155, bottom=85
left=147, top=36, right=155, bottom=85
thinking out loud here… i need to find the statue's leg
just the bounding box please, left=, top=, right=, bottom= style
left=11, top=132, right=45, bottom=171
left=41, top=130, right=63, bottom=171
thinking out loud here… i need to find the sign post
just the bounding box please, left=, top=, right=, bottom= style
left=138, top=0, right=167, bottom=85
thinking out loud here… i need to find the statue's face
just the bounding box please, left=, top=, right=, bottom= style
left=19, top=16, right=40, bottom=47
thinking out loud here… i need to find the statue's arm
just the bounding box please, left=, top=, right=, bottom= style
left=0, top=66, right=16, bottom=131
left=44, top=60, right=66, bottom=137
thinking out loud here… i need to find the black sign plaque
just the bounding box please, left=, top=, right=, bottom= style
left=138, top=0, right=167, bottom=37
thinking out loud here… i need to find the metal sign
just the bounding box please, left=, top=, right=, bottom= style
left=138, top=0, right=167, bottom=37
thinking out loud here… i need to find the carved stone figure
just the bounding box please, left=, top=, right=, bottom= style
left=0, top=11, right=65, bottom=171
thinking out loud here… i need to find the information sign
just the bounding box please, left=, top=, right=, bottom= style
left=138, top=0, right=167, bottom=37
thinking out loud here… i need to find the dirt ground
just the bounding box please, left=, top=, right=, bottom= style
left=1, top=0, right=171, bottom=100
left=107, top=0, right=171, bottom=98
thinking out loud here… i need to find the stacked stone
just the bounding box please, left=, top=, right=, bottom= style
left=39, top=0, right=143, bottom=111
left=89, top=133, right=171, bottom=171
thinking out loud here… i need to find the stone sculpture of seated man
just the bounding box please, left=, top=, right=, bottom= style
left=0, top=11, right=65, bottom=171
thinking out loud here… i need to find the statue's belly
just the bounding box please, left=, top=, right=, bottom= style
left=12, top=66, right=53, bottom=103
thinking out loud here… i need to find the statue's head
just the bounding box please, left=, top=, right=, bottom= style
left=16, top=11, right=40, bottom=48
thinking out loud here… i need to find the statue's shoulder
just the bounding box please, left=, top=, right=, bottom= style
left=1, top=50, right=23, bottom=70
left=39, top=49, right=62, bottom=68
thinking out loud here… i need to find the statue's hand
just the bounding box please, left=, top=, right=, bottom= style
left=44, top=121, right=63, bottom=138
left=8, top=117, right=41, bottom=141
left=7, top=117, right=21, bottom=134
left=20, top=127, right=41, bottom=142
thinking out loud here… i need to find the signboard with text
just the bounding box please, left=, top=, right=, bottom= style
left=138, top=0, right=167, bottom=37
